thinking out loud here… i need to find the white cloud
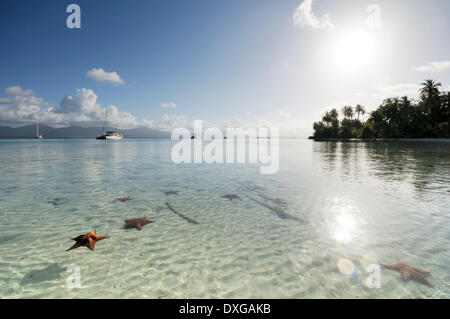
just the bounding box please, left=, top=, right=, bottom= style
left=140, top=119, right=153, bottom=128
left=57, top=88, right=140, bottom=128
left=4, top=85, right=34, bottom=96
left=276, top=110, right=291, bottom=118
left=149, top=114, right=307, bottom=136
left=0, top=98, right=13, bottom=105
left=86, top=68, right=125, bottom=85
left=160, top=102, right=177, bottom=108
left=153, top=114, right=191, bottom=131
left=293, top=0, right=334, bottom=30
left=376, top=83, right=421, bottom=98
left=58, top=88, right=102, bottom=116
left=0, top=86, right=150, bottom=129
left=221, top=115, right=308, bottom=137
left=353, top=83, right=422, bottom=109
left=412, top=61, right=450, bottom=72
left=105, top=105, right=141, bottom=128
left=0, top=90, right=63, bottom=126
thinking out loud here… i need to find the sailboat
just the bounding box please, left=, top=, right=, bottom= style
left=35, top=119, right=43, bottom=139
left=96, top=105, right=123, bottom=140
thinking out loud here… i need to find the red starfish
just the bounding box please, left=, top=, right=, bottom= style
left=66, top=230, right=109, bottom=251
left=122, top=216, right=153, bottom=230
left=222, top=194, right=240, bottom=201
left=165, top=190, right=179, bottom=196
left=381, top=262, right=433, bottom=287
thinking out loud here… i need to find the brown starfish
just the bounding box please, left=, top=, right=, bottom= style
left=381, top=262, right=433, bottom=287
left=66, top=230, right=109, bottom=251
left=222, top=194, right=240, bottom=201
left=116, top=196, right=133, bottom=203
left=165, top=190, right=179, bottom=196
left=122, top=216, right=153, bottom=230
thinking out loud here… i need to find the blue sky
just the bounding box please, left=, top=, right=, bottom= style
left=1, top=0, right=449, bottom=136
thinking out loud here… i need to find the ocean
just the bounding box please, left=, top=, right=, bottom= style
left=0, top=139, right=448, bottom=298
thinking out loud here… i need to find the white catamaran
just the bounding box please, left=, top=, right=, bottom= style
left=96, top=105, right=123, bottom=140
left=35, top=119, right=43, bottom=139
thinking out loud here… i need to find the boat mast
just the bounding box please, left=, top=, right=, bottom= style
left=105, top=105, right=108, bottom=132
left=36, top=118, right=39, bottom=137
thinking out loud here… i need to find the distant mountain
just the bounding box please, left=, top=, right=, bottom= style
left=0, top=125, right=171, bottom=139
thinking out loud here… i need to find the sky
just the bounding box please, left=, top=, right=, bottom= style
left=0, top=0, right=449, bottom=136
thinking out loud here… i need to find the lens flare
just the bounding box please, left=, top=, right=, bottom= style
left=337, top=258, right=357, bottom=276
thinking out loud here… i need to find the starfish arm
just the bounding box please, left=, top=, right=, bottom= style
left=412, top=267, right=431, bottom=275
left=71, top=235, right=84, bottom=241
left=381, top=263, right=398, bottom=270
left=416, top=276, right=433, bottom=288
left=88, top=237, right=96, bottom=251
left=66, top=243, right=81, bottom=251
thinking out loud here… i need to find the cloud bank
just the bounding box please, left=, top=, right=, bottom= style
left=0, top=86, right=310, bottom=136
left=0, top=86, right=139, bottom=128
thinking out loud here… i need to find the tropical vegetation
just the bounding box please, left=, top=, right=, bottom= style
left=312, top=80, right=450, bottom=139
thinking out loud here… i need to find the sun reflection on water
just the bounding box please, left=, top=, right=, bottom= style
left=330, top=198, right=360, bottom=244
left=334, top=213, right=356, bottom=243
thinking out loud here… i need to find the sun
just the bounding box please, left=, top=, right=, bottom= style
left=332, top=30, right=376, bottom=72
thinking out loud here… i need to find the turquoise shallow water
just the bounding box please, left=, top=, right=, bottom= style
left=0, top=139, right=449, bottom=298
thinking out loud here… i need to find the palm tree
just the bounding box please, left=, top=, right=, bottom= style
left=355, top=104, right=366, bottom=121
left=342, top=106, right=354, bottom=119
left=420, top=79, right=442, bottom=119
left=329, top=108, right=339, bottom=121
left=420, top=79, right=441, bottom=101
left=322, top=111, right=332, bottom=127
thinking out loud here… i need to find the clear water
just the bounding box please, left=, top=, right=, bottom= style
left=0, top=139, right=448, bottom=298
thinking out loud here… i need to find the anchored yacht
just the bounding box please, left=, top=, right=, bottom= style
left=96, top=105, right=123, bottom=140
left=35, top=119, right=43, bottom=139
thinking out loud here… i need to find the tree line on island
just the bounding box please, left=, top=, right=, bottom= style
left=312, top=80, right=450, bottom=139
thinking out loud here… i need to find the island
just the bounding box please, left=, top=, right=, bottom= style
left=311, top=80, right=449, bottom=140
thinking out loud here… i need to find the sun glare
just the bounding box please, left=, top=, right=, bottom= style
left=332, top=30, right=376, bottom=72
